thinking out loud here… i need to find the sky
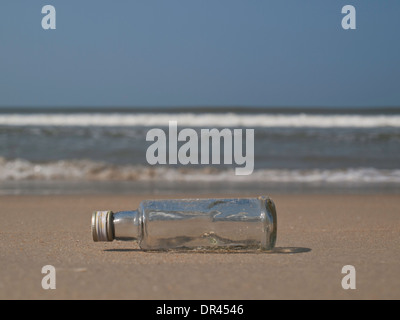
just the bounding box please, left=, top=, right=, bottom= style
left=0, top=1, right=400, bottom=108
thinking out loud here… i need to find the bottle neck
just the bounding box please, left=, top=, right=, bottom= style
left=113, top=210, right=140, bottom=241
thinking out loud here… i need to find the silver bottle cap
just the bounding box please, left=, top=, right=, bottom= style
left=92, top=211, right=114, bottom=241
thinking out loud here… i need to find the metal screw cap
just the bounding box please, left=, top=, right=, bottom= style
left=92, top=211, right=114, bottom=242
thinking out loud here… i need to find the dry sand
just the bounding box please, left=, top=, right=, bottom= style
left=0, top=193, right=399, bottom=300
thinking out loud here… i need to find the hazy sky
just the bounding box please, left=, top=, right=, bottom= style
left=1, top=1, right=400, bottom=108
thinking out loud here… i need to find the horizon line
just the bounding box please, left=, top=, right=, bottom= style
left=0, top=105, right=400, bottom=114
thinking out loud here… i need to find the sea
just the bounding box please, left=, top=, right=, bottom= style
left=0, top=107, right=399, bottom=195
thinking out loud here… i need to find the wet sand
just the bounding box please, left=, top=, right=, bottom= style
left=0, top=193, right=399, bottom=300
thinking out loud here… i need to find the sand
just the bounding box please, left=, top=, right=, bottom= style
left=0, top=193, right=399, bottom=300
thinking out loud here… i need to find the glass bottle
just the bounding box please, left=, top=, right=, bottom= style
left=91, top=196, right=277, bottom=251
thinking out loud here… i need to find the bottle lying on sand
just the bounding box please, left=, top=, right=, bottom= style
left=91, top=196, right=277, bottom=251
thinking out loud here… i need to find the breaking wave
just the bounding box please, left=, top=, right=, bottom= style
left=0, top=113, right=400, bottom=128
left=1, top=157, right=399, bottom=184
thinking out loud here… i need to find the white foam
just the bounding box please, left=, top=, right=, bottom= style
left=0, top=113, right=399, bottom=128
left=1, top=157, right=399, bottom=184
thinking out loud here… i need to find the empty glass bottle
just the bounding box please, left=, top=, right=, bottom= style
left=91, top=196, right=277, bottom=251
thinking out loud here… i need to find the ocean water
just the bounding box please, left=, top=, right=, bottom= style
left=0, top=107, right=399, bottom=194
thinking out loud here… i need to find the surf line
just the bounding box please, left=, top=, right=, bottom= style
left=146, top=121, right=254, bottom=175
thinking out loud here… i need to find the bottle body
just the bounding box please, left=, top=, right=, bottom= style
left=92, top=196, right=277, bottom=251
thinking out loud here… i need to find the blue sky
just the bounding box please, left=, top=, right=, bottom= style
left=1, top=1, right=400, bottom=108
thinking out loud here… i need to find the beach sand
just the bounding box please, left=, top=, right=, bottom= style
left=0, top=193, right=399, bottom=300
